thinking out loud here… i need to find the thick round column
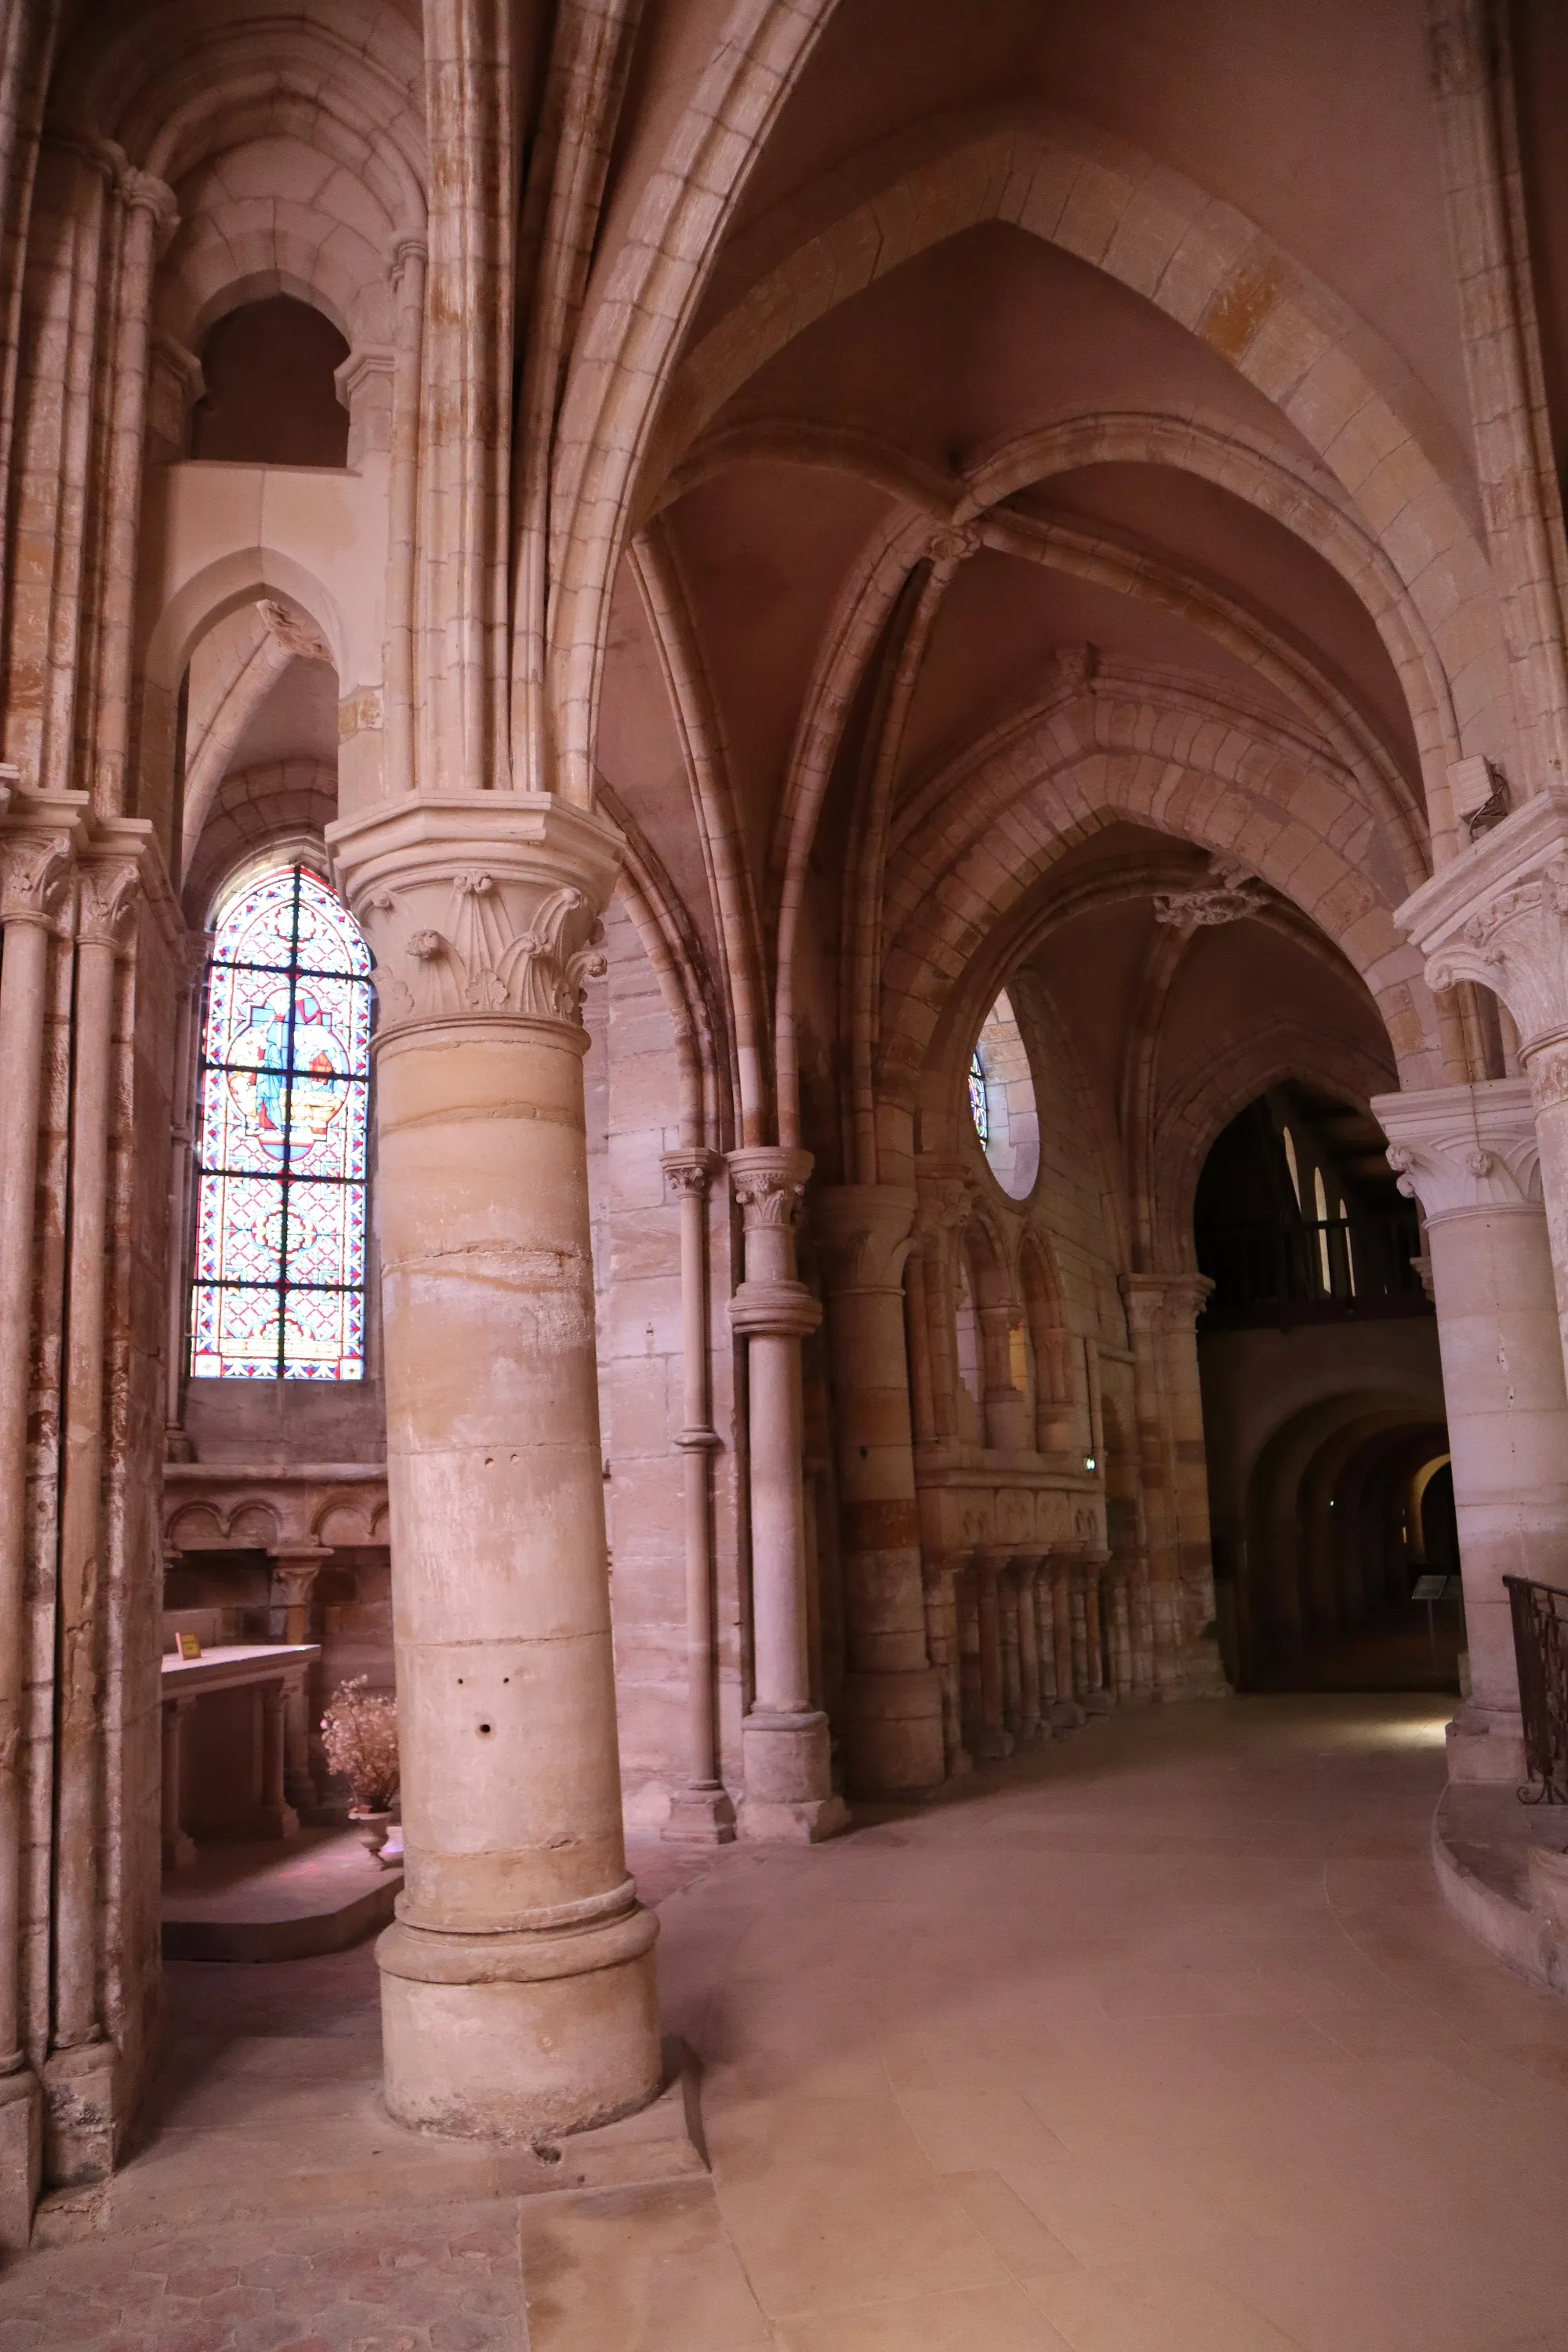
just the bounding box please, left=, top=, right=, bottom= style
left=814, top=1185, right=944, bottom=1795
left=728, top=1148, right=847, bottom=1842
left=1377, top=1080, right=1568, bottom=1783
left=329, top=793, right=661, bottom=2140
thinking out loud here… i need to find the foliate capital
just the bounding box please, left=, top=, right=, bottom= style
left=75, top=856, right=140, bottom=951
left=811, top=1183, right=918, bottom=1293
left=1373, top=1080, right=1541, bottom=1221
left=1119, top=1271, right=1214, bottom=1334
left=325, top=793, right=622, bottom=1041
left=728, top=1145, right=813, bottom=1231
left=1396, top=788, right=1568, bottom=1059
left=662, top=1149, right=720, bottom=1200
left=912, top=1160, right=976, bottom=1242
left=0, top=832, right=74, bottom=928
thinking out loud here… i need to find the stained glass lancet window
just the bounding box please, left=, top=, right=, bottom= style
left=191, top=864, right=372, bottom=1379
left=968, top=1049, right=989, bottom=1143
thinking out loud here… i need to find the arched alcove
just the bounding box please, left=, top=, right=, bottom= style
left=189, top=295, right=351, bottom=466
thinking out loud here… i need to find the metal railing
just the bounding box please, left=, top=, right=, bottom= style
left=1504, top=1574, right=1568, bottom=1806
left=1196, top=1210, right=1429, bottom=1328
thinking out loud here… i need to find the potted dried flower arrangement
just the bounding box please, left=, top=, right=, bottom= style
left=320, top=1676, right=399, bottom=1860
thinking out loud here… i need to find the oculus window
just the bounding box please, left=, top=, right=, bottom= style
left=968, top=1048, right=989, bottom=1143
left=191, top=863, right=372, bottom=1379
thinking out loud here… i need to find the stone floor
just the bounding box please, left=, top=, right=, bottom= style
left=7, top=1695, right=1568, bottom=2350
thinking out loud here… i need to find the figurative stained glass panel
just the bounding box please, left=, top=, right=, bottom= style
left=968, top=1049, right=989, bottom=1144
left=191, top=864, right=372, bottom=1379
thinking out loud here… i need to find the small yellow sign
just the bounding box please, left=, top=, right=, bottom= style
left=176, top=1631, right=202, bottom=1661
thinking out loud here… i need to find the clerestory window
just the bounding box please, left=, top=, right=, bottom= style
left=191, top=862, right=372, bottom=1380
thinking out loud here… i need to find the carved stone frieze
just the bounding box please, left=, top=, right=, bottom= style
left=916, top=1461, right=1105, bottom=1560
left=162, top=1462, right=390, bottom=1556
left=326, top=792, right=622, bottom=1041
left=1373, top=1080, right=1541, bottom=1222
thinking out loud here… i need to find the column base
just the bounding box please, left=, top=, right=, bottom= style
left=1446, top=1701, right=1528, bottom=1786
left=376, top=1902, right=662, bottom=2141
left=253, top=1802, right=300, bottom=1842
left=971, top=1727, right=1014, bottom=1759
left=42, top=2042, right=116, bottom=2190
left=0, top=2067, right=41, bottom=2251
left=662, top=1784, right=737, bottom=1844
left=841, top=1668, right=946, bottom=1797
left=1048, top=1701, right=1084, bottom=1731
left=738, top=1709, right=848, bottom=1842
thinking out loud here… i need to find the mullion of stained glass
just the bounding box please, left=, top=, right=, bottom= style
left=191, top=863, right=372, bottom=1380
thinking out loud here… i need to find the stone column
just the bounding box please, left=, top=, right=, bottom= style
left=270, top=1547, right=329, bottom=1814
left=1078, top=1546, right=1112, bottom=1711
left=1120, top=1274, right=1229, bottom=1698
left=920, top=1554, right=970, bottom=1777
left=728, top=1148, right=848, bottom=1842
left=1374, top=1080, right=1568, bottom=1781
left=256, top=1682, right=298, bottom=1842
left=660, top=1151, right=734, bottom=1843
left=328, top=791, right=661, bottom=2141
left=971, top=1550, right=1012, bottom=1759
left=814, top=1185, right=945, bottom=1795
left=160, top=1700, right=195, bottom=1874
left=1014, top=1557, right=1044, bottom=1744
left=0, top=815, right=73, bottom=2240
left=1047, top=1551, right=1081, bottom=1727
left=1401, top=794, right=1568, bottom=1381
left=49, top=855, right=139, bottom=2086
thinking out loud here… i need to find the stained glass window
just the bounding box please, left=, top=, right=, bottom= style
left=191, top=864, right=372, bottom=1380
left=968, top=1049, right=989, bottom=1143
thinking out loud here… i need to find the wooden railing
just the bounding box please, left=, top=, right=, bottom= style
left=1196, top=1210, right=1429, bottom=1328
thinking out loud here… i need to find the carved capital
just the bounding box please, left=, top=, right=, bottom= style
left=1120, top=1271, right=1214, bottom=1335
left=912, top=1160, right=977, bottom=1243
left=812, top=1183, right=917, bottom=1292
left=1374, top=1080, right=1541, bottom=1220
left=1396, top=789, right=1568, bottom=1058
left=75, top=857, right=140, bottom=951
left=728, top=1145, right=813, bottom=1231
left=662, top=1149, right=720, bottom=1201
left=0, top=833, right=74, bottom=928
left=118, top=165, right=178, bottom=241
left=326, top=792, right=622, bottom=1041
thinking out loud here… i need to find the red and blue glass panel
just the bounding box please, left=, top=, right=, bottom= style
left=191, top=865, right=372, bottom=1379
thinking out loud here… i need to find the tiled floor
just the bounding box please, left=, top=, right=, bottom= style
left=6, top=1695, right=1568, bottom=2350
